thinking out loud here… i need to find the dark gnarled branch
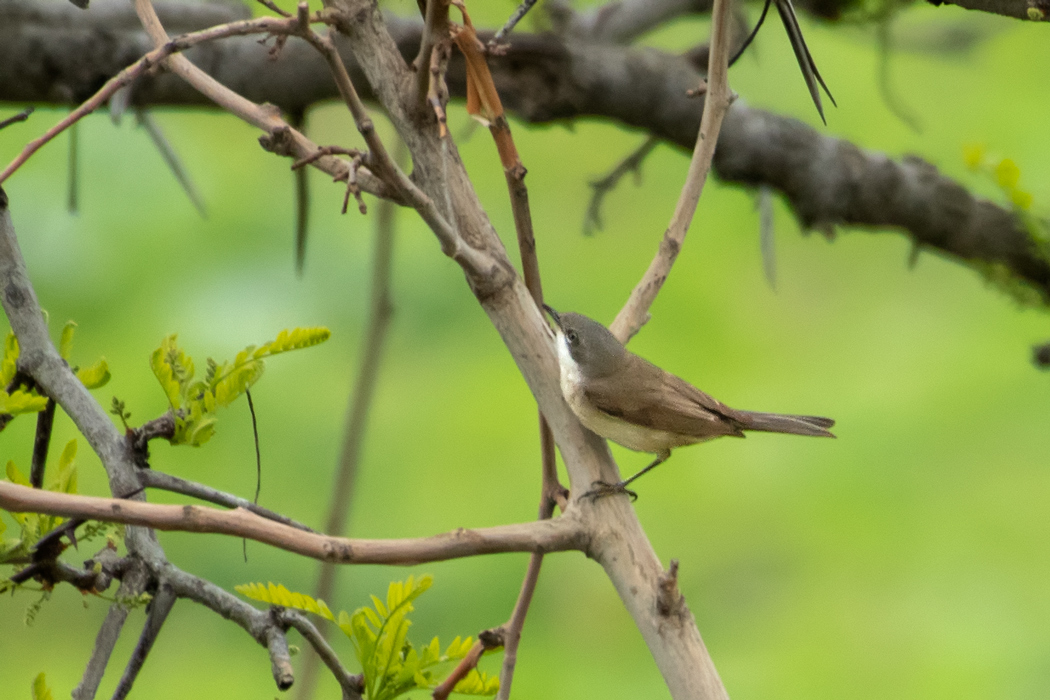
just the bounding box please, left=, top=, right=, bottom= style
left=0, top=0, right=1044, bottom=302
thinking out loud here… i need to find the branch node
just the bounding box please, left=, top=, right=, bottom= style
left=656, top=559, right=684, bottom=618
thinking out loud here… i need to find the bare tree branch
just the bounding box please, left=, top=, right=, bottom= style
left=0, top=481, right=587, bottom=564
left=0, top=10, right=318, bottom=185
left=111, top=582, right=177, bottom=700
left=159, top=562, right=296, bottom=689
left=562, top=0, right=715, bottom=43
left=2, top=3, right=1042, bottom=301
left=927, top=0, right=1050, bottom=21
left=0, top=106, right=33, bottom=131
left=140, top=469, right=316, bottom=532
left=277, top=609, right=364, bottom=700
left=610, top=0, right=733, bottom=343
left=297, top=142, right=400, bottom=700
left=584, top=136, right=659, bottom=235
left=72, top=560, right=149, bottom=700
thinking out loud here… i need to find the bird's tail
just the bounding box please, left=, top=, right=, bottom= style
left=737, top=411, right=835, bottom=438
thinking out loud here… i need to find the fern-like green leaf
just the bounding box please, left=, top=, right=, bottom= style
left=150, top=335, right=184, bottom=408
left=76, top=359, right=110, bottom=389
left=58, top=321, right=77, bottom=361
left=256, top=327, right=331, bottom=357
left=452, top=669, right=500, bottom=696
left=235, top=582, right=335, bottom=621
left=211, top=359, right=264, bottom=407
left=0, top=389, right=48, bottom=415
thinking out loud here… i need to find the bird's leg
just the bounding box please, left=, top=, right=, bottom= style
left=581, top=451, right=670, bottom=502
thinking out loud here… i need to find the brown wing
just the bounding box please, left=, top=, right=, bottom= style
left=583, top=356, right=745, bottom=439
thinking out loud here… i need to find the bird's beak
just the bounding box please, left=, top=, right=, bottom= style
left=542, top=304, right=561, bottom=327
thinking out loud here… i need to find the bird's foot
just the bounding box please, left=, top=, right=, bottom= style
left=581, top=480, right=638, bottom=503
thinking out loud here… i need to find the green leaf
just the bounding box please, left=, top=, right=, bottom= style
left=452, top=669, right=500, bottom=696
left=0, top=390, right=48, bottom=415
left=6, top=460, right=30, bottom=487
left=150, top=335, right=184, bottom=408
left=32, top=672, right=53, bottom=700
left=235, top=582, right=335, bottom=621
left=48, top=440, right=78, bottom=495
left=1, top=331, right=18, bottom=386
left=58, top=321, right=77, bottom=361
left=76, top=359, right=110, bottom=389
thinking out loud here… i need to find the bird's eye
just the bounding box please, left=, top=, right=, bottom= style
left=566, top=330, right=578, bottom=344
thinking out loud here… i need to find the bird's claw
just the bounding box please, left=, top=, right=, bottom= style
left=581, top=480, right=638, bottom=503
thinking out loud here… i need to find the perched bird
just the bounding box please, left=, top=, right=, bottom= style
left=545, top=306, right=835, bottom=499
left=731, top=0, right=837, bottom=124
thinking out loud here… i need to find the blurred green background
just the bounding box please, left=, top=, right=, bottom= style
left=2, top=2, right=1049, bottom=698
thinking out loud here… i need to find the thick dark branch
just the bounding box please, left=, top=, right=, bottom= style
left=926, top=0, right=1050, bottom=20
left=559, top=0, right=855, bottom=43
left=1, top=3, right=1044, bottom=301
left=29, top=398, right=56, bottom=488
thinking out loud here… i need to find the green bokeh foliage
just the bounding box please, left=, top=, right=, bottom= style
left=1, top=4, right=1049, bottom=699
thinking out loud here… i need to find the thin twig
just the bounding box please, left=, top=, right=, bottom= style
left=73, top=560, right=150, bottom=700
left=0, top=12, right=307, bottom=185
left=492, top=0, right=539, bottom=43
left=159, top=560, right=295, bottom=690
left=279, top=609, right=364, bottom=699
left=298, top=139, right=401, bottom=700
left=583, top=136, right=659, bottom=235
left=67, top=121, right=79, bottom=213
left=139, top=469, right=316, bottom=532
left=609, top=0, right=735, bottom=343
left=0, top=107, right=34, bottom=131
left=454, top=19, right=567, bottom=695
left=297, top=21, right=492, bottom=272
left=415, top=0, right=452, bottom=110
left=110, top=582, right=177, bottom=700
left=0, top=481, right=586, bottom=564
left=432, top=640, right=485, bottom=700
left=289, top=109, right=310, bottom=274
left=257, top=0, right=292, bottom=17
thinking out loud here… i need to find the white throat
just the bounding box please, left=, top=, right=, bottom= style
left=554, top=329, right=584, bottom=399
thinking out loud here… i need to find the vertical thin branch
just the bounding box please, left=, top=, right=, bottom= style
left=296, top=141, right=402, bottom=700
left=67, top=121, right=79, bottom=213
left=451, top=19, right=567, bottom=696
left=72, top=562, right=150, bottom=700
left=493, top=0, right=540, bottom=43
left=110, top=582, right=177, bottom=700
left=609, top=0, right=735, bottom=344
left=30, top=398, right=56, bottom=488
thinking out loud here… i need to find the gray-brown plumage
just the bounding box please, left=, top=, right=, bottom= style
left=545, top=306, right=834, bottom=497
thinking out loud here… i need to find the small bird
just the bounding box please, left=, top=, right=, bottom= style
left=544, top=306, right=835, bottom=499
left=730, top=0, right=837, bottom=124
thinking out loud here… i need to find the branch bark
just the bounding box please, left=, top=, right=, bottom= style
left=0, top=481, right=586, bottom=564
left=1, top=0, right=1044, bottom=301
